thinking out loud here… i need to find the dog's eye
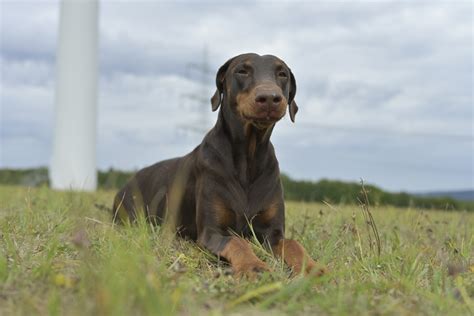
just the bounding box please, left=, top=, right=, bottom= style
left=237, top=69, right=249, bottom=76
left=278, top=71, right=288, bottom=78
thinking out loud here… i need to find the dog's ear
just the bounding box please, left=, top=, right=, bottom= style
left=211, top=58, right=234, bottom=111
left=288, top=69, right=298, bottom=123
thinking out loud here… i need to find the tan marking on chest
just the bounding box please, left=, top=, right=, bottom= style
left=213, top=197, right=235, bottom=228
left=257, top=201, right=280, bottom=224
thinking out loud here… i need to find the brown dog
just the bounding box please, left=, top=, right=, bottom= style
left=113, top=53, right=325, bottom=277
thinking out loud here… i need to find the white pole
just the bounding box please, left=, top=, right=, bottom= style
left=50, top=0, right=99, bottom=191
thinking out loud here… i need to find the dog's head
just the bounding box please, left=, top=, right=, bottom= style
left=211, top=53, right=298, bottom=128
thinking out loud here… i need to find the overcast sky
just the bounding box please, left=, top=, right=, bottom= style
left=1, top=0, right=473, bottom=192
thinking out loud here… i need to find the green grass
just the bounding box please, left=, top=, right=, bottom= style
left=0, top=185, right=472, bottom=315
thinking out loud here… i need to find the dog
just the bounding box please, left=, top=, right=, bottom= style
left=113, top=53, right=325, bottom=277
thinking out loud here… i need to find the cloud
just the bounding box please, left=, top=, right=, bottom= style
left=1, top=1, right=472, bottom=191
left=1, top=1, right=58, bottom=63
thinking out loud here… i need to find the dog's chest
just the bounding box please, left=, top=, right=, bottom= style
left=225, top=173, right=279, bottom=218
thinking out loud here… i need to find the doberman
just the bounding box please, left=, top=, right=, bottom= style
left=113, top=53, right=325, bottom=277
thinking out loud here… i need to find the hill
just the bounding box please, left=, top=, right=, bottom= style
left=416, top=190, right=474, bottom=201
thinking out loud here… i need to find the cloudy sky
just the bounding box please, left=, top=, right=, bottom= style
left=1, top=0, right=473, bottom=192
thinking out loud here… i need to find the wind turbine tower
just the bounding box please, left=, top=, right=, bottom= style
left=50, top=0, right=99, bottom=191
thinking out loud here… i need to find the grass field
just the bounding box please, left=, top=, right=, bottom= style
left=0, top=185, right=473, bottom=315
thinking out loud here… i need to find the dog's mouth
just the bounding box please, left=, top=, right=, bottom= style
left=243, top=112, right=284, bottom=128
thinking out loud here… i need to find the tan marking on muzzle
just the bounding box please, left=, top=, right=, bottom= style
left=236, top=83, right=287, bottom=121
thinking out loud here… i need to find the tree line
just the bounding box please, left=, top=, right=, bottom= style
left=0, top=167, right=472, bottom=211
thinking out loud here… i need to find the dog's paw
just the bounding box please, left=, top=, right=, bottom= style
left=304, top=261, right=327, bottom=277
left=233, top=259, right=271, bottom=278
left=293, top=259, right=327, bottom=277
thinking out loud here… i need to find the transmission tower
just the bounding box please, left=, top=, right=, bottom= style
left=179, top=46, right=213, bottom=135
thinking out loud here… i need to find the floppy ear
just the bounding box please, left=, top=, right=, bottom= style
left=288, top=69, right=298, bottom=123
left=211, top=58, right=234, bottom=111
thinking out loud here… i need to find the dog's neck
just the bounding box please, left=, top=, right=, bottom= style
left=214, top=107, right=276, bottom=184
left=218, top=107, right=274, bottom=156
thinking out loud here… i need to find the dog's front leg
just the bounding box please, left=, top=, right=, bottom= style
left=272, top=239, right=326, bottom=276
left=254, top=203, right=326, bottom=277
left=197, top=229, right=270, bottom=277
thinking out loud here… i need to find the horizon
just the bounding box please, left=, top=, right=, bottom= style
left=0, top=165, right=472, bottom=195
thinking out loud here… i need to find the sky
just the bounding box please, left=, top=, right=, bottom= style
left=1, top=0, right=473, bottom=192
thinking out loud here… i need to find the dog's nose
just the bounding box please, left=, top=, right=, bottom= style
left=255, top=92, right=283, bottom=108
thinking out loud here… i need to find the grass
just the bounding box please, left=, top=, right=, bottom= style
left=0, top=185, right=472, bottom=315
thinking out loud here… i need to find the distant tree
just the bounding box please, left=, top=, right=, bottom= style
left=0, top=168, right=471, bottom=211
